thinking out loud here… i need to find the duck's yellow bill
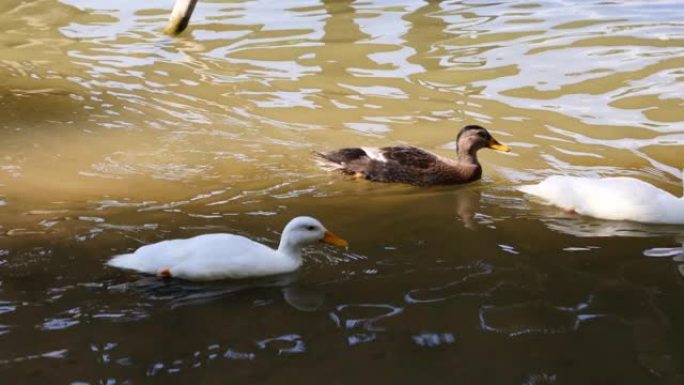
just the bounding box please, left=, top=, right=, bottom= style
left=488, top=139, right=511, bottom=152
left=321, top=230, right=349, bottom=248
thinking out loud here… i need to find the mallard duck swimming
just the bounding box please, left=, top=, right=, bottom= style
left=313, top=125, right=510, bottom=186
left=106, top=216, right=349, bottom=281
left=519, top=173, right=684, bottom=225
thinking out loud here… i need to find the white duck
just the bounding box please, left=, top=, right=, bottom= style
left=107, top=216, right=349, bottom=281
left=519, top=173, right=684, bottom=225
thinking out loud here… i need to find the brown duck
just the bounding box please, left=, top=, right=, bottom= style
left=313, top=125, right=510, bottom=186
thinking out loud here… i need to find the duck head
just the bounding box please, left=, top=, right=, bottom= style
left=278, top=216, right=348, bottom=258
left=456, top=125, right=510, bottom=156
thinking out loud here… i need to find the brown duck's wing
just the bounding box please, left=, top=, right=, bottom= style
left=312, top=148, right=372, bottom=174
left=315, top=145, right=473, bottom=186
left=313, top=148, right=368, bottom=164
left=379, top=146, right=442, bottom=169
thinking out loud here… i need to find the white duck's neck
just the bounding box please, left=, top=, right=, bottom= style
left=276, top=237, right=304, bottom=264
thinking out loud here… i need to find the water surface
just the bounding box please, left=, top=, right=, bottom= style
left=1, top=0, right=683, bottom=383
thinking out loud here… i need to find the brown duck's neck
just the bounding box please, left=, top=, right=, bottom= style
left=457, top=148, right=480, bottom=165
left=452, top=149, right=482, bottom=182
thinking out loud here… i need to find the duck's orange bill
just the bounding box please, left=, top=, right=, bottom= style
left=488, top=138, right=511, bottom=152
left=321, top=230, right=349, bottom=248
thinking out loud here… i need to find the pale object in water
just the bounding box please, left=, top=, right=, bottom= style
left=519, top=172, right=684, bottom=225
left=107, top=216, right=348, bottom=281
left=164, top=0, right=199, bottom=35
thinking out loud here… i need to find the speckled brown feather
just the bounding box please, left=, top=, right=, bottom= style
left=313, top=125, right=507, bottom=186
left=313, top=146, right=481, bottom=186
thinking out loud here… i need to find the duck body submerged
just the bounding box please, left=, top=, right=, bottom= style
left=314, top=125, right=510, bottom=186
left=519, top=175, right=684, bottom=225
left=107, top=216, right=348, bottom=281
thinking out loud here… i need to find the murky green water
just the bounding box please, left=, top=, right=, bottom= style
left=1, top=0, right=683, bottom=383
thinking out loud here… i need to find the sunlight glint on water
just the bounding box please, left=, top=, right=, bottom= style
left=0, top=0, right=683, bottom=383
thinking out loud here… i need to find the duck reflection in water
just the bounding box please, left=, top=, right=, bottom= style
left=536, top=216, right=684, bottom=239
left=110, top=272, right=325, bottom=312
left=643, top=236, right=684, bottom=278
left=531, top=214, right=684, bottom=277
left=454, top=188, right=482, bottom=230
left=453, top=187, right=482, bottom=229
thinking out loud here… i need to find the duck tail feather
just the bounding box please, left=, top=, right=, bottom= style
left=311, top=151, right=345, bottom=171
left=107, top=253, right=137, bottom=269
left=311, top=150, right=333, bottom=161
left=517, top=184, right=536, bottom=195
left=312, top=148, right=370, bottom=172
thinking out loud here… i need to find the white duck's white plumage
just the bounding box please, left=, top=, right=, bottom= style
left=107, top=216, right=348, bottom=281
left=519, top=173, right=684, bottom=225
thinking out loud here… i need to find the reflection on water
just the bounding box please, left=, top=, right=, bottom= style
left=536, top=215, right=684, bottom=238
left=111, top=272, right=325, bottom=311
left=644, top=239, right=684, bottom=279
left=479, top=299, right=600, bottom=337
left=0, top=0, right=683, bottom=383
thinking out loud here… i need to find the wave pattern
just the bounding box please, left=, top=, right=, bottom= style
left=0, top=0, right=683, bottom=383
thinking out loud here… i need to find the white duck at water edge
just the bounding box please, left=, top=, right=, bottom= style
left=518, top=171, right=684, bottom=225
left=107, top=216, right=349, bottom=281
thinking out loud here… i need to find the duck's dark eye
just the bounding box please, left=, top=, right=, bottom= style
left=478, top=131, right=488, bottom=138
left=306, top=225, right=316, bottom=231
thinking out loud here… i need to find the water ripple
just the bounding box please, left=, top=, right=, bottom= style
left=0, top=0, right=682, bottom=382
